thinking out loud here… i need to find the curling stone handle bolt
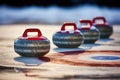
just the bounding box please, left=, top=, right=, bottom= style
left=61, top=23, right=77, bottom=31
left=93, top=17, right=106, bottom=24
left=22, top=28, right=42, bottom=37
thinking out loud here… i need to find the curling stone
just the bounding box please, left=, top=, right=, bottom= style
left=14, top=28, right=50, bottom=57
left=93, top=17, right=113, bottom=38
left=77, top=20, right=100, bottom=43
left=53, top=23, right=83, bottom=48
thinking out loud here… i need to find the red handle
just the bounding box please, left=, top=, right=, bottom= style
left=61, top=23, right=77, bottom=31
left=80, top=20, right=92, bottom=30
left=93, top=17, right=106, bottom=24
left=80, top=20, right=92, bottom=27
left=22, top=28, right=42, bottom=37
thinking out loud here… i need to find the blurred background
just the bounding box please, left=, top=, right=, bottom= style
left=0, top=0, right=120, bottom=25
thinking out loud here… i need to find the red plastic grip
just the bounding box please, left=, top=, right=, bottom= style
left=22, top=28, right=42, bottom=37
left=93, top=17, right=106, bottom=24
left=80, top=20, right=92, bottom=30
left=61, top=23, right=77, bottom=31
left=80, top=20, right=92, bottom=27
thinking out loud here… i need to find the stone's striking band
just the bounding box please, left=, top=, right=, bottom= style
left=14, top=28, right=50, bottom=57
left=78, top=20, right=100, bottom=43
left=93, top=17, right=113, bottom=38
left=53, top=23, right=83, bottom=48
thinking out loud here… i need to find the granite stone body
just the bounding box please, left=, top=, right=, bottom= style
left=14, top=28, right=50, bottom=57
left=78, top=20, right=100, bottom=44
left=53, top=23, right=83, bottom=48
left=93, top=17, right=113, bottom=38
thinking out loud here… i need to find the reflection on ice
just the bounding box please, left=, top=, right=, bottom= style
left=14, top=57, right=45, bottom=66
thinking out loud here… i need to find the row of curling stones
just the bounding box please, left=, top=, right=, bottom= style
left=52, top=23, right=84, bottom=48
left=14, top=16, right=113, bottom=57
left=93, top=16, right=113, bottom=38
left=77, top=20, right=100, bottom=43
left=14, top=28, right=50, bottom=57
